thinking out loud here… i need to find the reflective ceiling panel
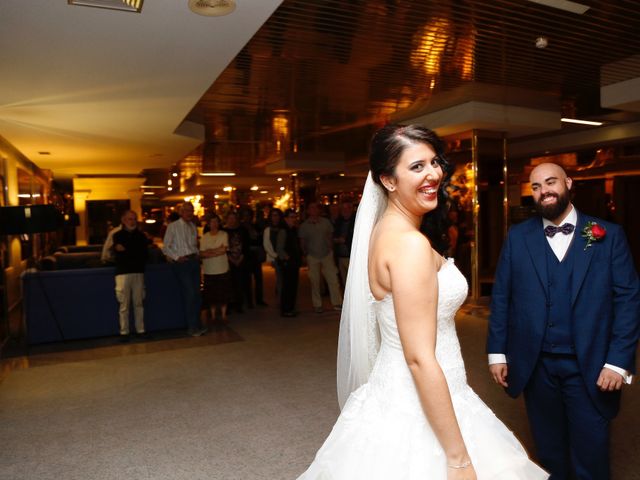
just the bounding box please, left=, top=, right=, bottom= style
left=183, top=0, right=640, bottom=174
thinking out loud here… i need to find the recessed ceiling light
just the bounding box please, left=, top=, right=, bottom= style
left=201, top=172, right=236, bottom=177
left=561, top=118, right=603, bottom=126
left=535, top=37, right=548, bottom=49
left=526, top=0, right=589, bottom=15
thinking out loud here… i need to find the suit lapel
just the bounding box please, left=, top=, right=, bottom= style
left=570, top=211, right=595, bottom=306
left=524, top=218, right=549, bottom=297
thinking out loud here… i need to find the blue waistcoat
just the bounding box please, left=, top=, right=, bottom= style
left=542, top=239, right=576, bottom=354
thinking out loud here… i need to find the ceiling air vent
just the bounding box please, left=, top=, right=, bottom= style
left=188, top=0, right=236, bottom=17
left=68, top=0, right=143, bottom=13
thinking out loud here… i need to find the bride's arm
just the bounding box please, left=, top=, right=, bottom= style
left=391, top=231, right=473, bottom=473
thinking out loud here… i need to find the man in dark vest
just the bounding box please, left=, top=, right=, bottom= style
left=487, top=162, right=640, bottom=479
left=112, top=210, right=150, bottom=341
left=276, top=208, right=302, bottom=317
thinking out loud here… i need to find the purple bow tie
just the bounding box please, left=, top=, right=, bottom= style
left=544, top=223, right=575, bottom=238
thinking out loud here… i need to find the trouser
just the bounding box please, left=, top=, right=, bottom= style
left=229, top=262, right=245, bottom=311
left=280, top=261, right=299, bottom=314
left=271, top=261, right=283, bottom=300
left=338, top=256, right=350, bottom=287
left=115, top=273, right=145, bottom=335
left=524, top=353, right=610, bottom=480
left=171, top=258, right=202, bottom=331
left=242, top=255, right=264, bottom=306
left=307, top=253, right=342, bottom=308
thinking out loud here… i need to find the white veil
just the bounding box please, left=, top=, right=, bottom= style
left=336, top=172, right=388, bottom=409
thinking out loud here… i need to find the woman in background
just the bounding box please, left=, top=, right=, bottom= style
left=200, top=214, right=231, bottom=327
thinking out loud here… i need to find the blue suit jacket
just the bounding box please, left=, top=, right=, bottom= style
left=487, top=211, right=640, bottom=419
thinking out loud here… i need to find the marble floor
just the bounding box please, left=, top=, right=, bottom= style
left=1, top=267, right=638, bottom=479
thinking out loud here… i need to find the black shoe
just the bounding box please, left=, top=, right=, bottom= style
left=281, top=311, right=297, bottom=317
left=256, top=301, right=268, bottom=307
left=137, top=332, right=152, bottom=340
left=119, top=334, right=130, bottom=343
left=188, top=327, right=208, bottom=337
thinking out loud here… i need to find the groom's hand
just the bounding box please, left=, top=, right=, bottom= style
left=596, top=368, right=624, bottom=392
left=489, top=363, right=509, bottom=388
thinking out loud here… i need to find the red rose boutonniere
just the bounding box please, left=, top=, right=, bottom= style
left=581, top=221, right=606, bottom=250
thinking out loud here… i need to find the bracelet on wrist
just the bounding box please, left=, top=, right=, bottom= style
left=447, top=460, right=472, bottom=469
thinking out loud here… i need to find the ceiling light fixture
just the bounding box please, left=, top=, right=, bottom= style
left=250, top=185, right=259, bottom=191
left=535, top=37, right=548, bottom=49
left=201, top=172, right=236, bottom=177
left=68, top=0, right=144, bottom=13
left=561, top=118, right=603, bottom=126
left=188, top=0, right=236, bottom=17
left=526, top=0, right=589, bottom=14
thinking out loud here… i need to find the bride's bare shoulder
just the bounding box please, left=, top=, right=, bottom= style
left=371, top=220, right=433, bottom=269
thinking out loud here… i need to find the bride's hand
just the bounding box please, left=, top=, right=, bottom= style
left=447, top=462, right=477, bottom=480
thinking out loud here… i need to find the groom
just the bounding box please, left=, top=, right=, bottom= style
left=487, top=162, right=640, bottom=479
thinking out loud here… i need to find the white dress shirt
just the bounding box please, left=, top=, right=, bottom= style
left=162, top=218, right=199, bottom=261
left=488, top=205, right=632, bottom=384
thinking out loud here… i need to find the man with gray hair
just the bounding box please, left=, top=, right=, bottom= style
left=112, top=210, right=149, bottom=341
left=162, top=202, right=206, bottom=337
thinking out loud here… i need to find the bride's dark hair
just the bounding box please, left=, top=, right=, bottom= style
left=369, top=123, right=454, bottom=253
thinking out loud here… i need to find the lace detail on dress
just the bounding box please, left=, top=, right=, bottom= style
left=366, top=295, right=381, bottom=374
left=372, top=258, right=469, bottom=395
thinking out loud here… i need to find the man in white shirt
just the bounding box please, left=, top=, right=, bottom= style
left=298, top=202, right=342, bottom=313
left=162, top=202, right=206, bottom=337
left=487, top=162, right=640, bottom=479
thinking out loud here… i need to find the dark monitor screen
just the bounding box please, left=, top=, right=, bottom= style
left=0, top=205, right=63, bottom=234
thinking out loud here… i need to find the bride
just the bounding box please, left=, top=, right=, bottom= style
left=297, top=124, right=548, bottom=479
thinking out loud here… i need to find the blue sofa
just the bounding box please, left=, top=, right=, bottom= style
left=23, top=263, right=188, bottom=344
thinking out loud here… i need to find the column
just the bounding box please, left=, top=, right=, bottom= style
left=73, top=190, right=91, bottom=246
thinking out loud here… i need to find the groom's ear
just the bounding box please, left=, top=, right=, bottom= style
left=380, top=174, right=397, bottom=192
left=565, top=176, right=573, bottom=191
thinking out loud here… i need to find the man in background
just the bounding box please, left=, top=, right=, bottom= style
left=333, top=200, right=356, bottom=287
left=112, top=210, right=149, bottom=341
left=298, top=202, right=342, bottom=313
left=162, top=202, right=206, bottom=337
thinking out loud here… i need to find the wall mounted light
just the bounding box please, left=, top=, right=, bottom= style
left=68, top=0, right=143, bottom=13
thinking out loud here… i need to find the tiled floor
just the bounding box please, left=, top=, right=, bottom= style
left=0, top=266, right=638, bottom=479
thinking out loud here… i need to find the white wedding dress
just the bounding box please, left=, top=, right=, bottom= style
left=298, top=258, right=548, bottom=479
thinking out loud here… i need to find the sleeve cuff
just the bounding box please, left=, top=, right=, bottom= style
left=488, top=353, right=507, bottom=365
left=604, top=364, right=633, bottom=385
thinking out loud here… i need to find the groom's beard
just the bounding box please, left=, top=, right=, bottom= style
left=534, top=188, right=571, bottom=221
